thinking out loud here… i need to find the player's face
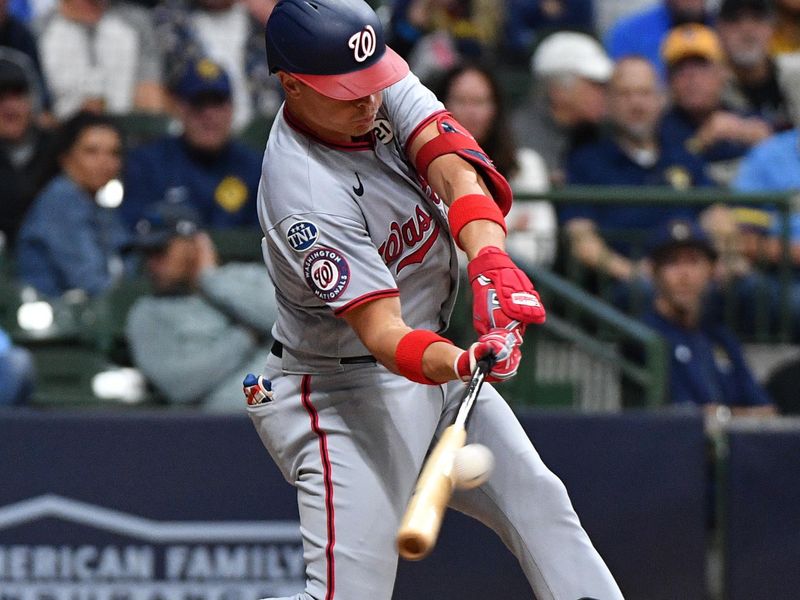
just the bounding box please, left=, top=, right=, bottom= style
left=180, top=96, right=233, bottom=152
left=283, top=75, right=383, bottom=143
left=60, top=125, right=122, bottom=195
left=608, top=58, right=664, bottom=142
left=144, top=237, right=197, bottom=293
left=655, top=246, right=714, bottom=314
left=308, top=90, right=382, bottom=141
left=0, top=88, right=33, bottom=142
left=444, top=69, right=496, bottom=144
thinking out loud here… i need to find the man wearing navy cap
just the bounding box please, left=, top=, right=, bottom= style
left=122, top=58, right=262, bottom=232
left=643, top=218, right=777, bottom=416
left=125, top=198, right=277, bottom=410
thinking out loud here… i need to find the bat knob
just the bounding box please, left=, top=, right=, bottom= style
left=397, top=533, right=430, bottom=561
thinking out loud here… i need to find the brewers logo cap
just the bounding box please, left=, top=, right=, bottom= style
left=661, top=24, right=725, bottom=68
left=648, top=218, right=718, bottom=264
left=175, top=58, right=232, bottom=103
left=265, top=0, right=409, bottom=100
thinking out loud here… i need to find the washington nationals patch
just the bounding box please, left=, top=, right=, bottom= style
left=303, top=247, right=350, bottom=301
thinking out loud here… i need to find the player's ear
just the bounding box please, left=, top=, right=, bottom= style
left=277, top=72, right=303, bottom=98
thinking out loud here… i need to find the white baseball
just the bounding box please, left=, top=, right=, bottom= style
left=452, top=443, right=495, bottom=489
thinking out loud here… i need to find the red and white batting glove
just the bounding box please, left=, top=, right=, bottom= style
left=454, top=329, right=522, bottom=383
left=243, top=373, right=273, bottom=406
left=467, top=246, right=546, bottom=339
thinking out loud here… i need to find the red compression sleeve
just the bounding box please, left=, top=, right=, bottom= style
left=394, top=330, right=452, bottom=385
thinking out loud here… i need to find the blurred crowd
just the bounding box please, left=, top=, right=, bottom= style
left=2, top=0, right=800, bottom=414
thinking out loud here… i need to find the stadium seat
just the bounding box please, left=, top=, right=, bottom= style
left=209, top=227, right=264, bottom=263
left=113, top=112, right=175, bottom=149
left=238, top=114, right=274, bottom=151
left=27, top=344, right=113, bottom=406
left=90, top=277, right=153, bottom=365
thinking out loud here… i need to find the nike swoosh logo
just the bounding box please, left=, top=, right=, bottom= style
left=353, top=172, right=364, bottom=197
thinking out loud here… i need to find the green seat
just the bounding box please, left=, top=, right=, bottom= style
left=496, top=66, right=533, bottom=110
left=90, top=278, right=152, bottom=364
left=28, top=344, right=113, bottom=406
left=527, top=381, right=577, bottom=408
left=209, top=227, right=264, bottom=263
left=113, top=112, right=174, bottom=149
left=238, top=114, right=274, bottom=151
left=0, top=274, right=20, bottom=333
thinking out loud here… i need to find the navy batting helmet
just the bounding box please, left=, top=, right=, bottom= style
left=265, top=0, right=408, bottom=100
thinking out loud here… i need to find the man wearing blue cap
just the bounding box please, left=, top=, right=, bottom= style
left=122, top=58, right=262, bottom=232
left=244, top=0, right=623, bottom=599
left=643, top=218, right=777, bottom=415
left=125, top=198, right=277, bottom=410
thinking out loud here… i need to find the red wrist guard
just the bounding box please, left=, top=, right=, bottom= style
left=448, top=194, right=507, bottom=250
left=395, top=329, right=452, bottom=385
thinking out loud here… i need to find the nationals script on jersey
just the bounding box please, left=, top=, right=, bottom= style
left=257, top=72, right=459, bottom=370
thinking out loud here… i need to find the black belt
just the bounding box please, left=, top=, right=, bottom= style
left=270, top=340, right=376, bottom=365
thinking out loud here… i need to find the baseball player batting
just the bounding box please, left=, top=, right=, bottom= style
left=244, top=1, right=624, bottom=598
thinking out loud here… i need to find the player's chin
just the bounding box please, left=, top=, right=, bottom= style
left=352, top=117, right=376, bottom=135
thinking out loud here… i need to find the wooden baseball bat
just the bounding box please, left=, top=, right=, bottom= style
left=397, top=358, right=491, bottom=560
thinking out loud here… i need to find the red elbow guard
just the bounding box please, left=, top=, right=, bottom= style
left=395, top=329, right=452, bottom=385
left=412, top=112, right=513, bottom=215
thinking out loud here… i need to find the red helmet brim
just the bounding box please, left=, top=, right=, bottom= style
left=290, top=46, right=409, bottom=100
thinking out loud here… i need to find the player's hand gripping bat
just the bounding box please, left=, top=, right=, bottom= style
left=396, top=354, right=495, bottom=560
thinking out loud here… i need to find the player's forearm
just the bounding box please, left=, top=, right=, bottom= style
left=425, top=154, right=508, bottom=257
left=421, top=341, right=463, bottom=382
left=343, top=298, right=461, bottom=383
left=426, top=153, right=490, bottom=204
left=355, top=321, right=460, bottom=383
left=458, top=220, right=506, bottom=260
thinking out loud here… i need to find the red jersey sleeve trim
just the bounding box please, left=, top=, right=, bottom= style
left=334, top=289, right=400, bottom=316
left=404, top=109, right=448, bottom=156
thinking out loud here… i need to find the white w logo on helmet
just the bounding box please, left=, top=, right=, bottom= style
left=348, top=25, right=377, bottom=63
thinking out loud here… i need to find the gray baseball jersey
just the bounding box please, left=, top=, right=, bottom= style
left=257, top=72, right=457, bottom=369
left=248, top=72, right=623, bottom=599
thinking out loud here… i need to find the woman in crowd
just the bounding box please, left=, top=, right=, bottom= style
left=16, top=111, right=132, bottom=298
left=435, top=62, right=557, bottom=268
